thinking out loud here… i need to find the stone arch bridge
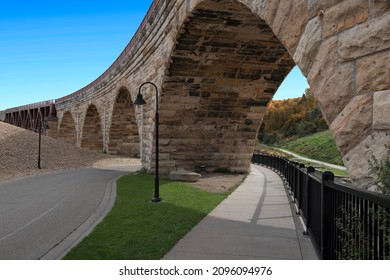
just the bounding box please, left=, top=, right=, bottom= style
left=2, top=0, right=390, bottom=187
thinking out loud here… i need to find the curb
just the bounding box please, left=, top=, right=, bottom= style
left=40, top=173, right=123, bottom=260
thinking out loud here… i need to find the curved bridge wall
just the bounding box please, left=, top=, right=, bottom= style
left=7, top=0, right=390, bottom=186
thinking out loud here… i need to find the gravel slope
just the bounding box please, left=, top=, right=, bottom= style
left=0, top=122, right=140, bottom=182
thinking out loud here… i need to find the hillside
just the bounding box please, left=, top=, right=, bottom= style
left=278, top=130, right=344, bottom=166
left=0, top=122, right=140, bottom=182
left=257, top=90, right=344, bottom=166
left=258, top=90, right=328, bottom=144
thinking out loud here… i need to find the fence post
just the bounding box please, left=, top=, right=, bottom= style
left=305, top=167, right=315, bottom=232
left=321, top=171, right=334, bottom=260
left=285, top=160, right=289, bottom=183
left=295, top=163, right=305, bottom=211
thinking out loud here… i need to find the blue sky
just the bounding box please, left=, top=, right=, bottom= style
left=0, top=0, right=308, bottom=111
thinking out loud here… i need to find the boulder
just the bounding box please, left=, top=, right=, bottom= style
left=169, top=170, right=201, bottom=182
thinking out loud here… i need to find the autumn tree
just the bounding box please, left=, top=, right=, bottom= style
left=258, top=89, right=328, bottom=144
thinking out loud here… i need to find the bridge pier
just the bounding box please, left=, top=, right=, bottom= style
left=46, top=116, right=58, bottom=139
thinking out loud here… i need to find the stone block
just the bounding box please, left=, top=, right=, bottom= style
left=373, top=90, right=390, bottom=130
left=169, top=169, right=201, bottom=182
left=261, top=0, right=281, bottom=26
left=242, top=0, right=268, bottom=19
left=330, top=93, right=373, bottom=155
left=307, top=37, right=338, bottom=86
left=308, top=37, right=356, bottom=124
left=357, top=51, right=390, bottom=93
left=293, top=16, right=322, bottom=75
left=322, top=0, right=368, bottom=38
left=343, top=132, right=390, bottom=188
left=370, top=0, right=390, bottom=17
left=339, top=14, right=390, bottom=61
left=307, top=0, right=338, bottom=19
left=270, top=0, right=308, bottom=54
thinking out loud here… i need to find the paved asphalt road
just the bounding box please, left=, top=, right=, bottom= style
left=0, top=166, right=140, bottom=260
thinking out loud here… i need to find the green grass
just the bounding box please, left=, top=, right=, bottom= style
left=63, top=172, right=229, bottom=260
left=256, top=144, right=348, bottom=177
left=289, top=159, right=348, bottom=177
left=278, top=130, right=344, bottom=166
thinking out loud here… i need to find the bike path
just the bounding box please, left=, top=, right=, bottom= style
left=163, top=164, right=318, bottom=260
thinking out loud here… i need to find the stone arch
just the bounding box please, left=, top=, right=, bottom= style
left=81, top=104, right=103, bottom=152
left=158, top=0, right=295, bottom=173
left=108, top=87, right=140, bottom=157
left=46, top=0, right=390, bottom=186
left=150, top=0, right=390, bottom=187
left=254, top=0, right=390, bottom=186
left=58, top=111, right=77, bottom=145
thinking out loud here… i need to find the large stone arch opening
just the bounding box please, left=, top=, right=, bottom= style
left=58, top=111, right=77, bottom=145
left=158, top=0, right=295, bottom=173
left=43, top=0, right=389, bottom=186
left=81, top=104, right=103, bottom=152
left=108, top=88, right=140, bottom=157
left=150, top=0, right=390, bottom=187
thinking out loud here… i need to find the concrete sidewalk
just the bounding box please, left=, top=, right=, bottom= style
left=163, top=164, right=318, bottom=260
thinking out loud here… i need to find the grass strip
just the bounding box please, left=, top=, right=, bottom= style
left=278, top=131, right=344, bottom=166
left=63, top=172, right=229, bottom=260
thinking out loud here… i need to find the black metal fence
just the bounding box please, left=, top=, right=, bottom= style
left=252, top=153, right=390, bottom=260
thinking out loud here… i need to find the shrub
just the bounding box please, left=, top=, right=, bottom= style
left=369, top=146, right=390, bottom=195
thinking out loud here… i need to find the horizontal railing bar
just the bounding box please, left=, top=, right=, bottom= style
left=253, top=152, right=390, bottom=208
left=325, top=180, right=390, bottom=208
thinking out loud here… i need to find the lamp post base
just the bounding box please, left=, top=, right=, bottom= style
left=151, top=196, right=162, bottom=203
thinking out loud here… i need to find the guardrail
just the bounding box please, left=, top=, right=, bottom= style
left=252, top=153, right=390, bottom=260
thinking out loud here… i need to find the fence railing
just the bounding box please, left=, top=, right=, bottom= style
left=252, top=153, right=390, bottom=260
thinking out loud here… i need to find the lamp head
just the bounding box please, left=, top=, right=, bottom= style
left=134, top=92, right=147, bottom=106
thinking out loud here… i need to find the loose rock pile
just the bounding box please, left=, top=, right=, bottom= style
left=0, top=122, right=140, bottom=182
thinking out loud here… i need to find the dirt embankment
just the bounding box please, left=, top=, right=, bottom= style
left=0, top=122, right=246, bottom=192
left=0, top=122, right=140, bottom=182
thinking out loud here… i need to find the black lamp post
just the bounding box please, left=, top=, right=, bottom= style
left=38, top=120, right=49, bottom=169
left=134, top=82, right=161, bottom=202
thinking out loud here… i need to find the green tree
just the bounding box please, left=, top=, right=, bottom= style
left=369, top=146, right=390, bottom=195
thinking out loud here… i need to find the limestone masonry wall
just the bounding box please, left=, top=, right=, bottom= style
left=31, top=0, right=390, bottom=187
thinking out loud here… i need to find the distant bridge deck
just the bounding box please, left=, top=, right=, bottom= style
left=3, top=100, right=56, bottom=134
